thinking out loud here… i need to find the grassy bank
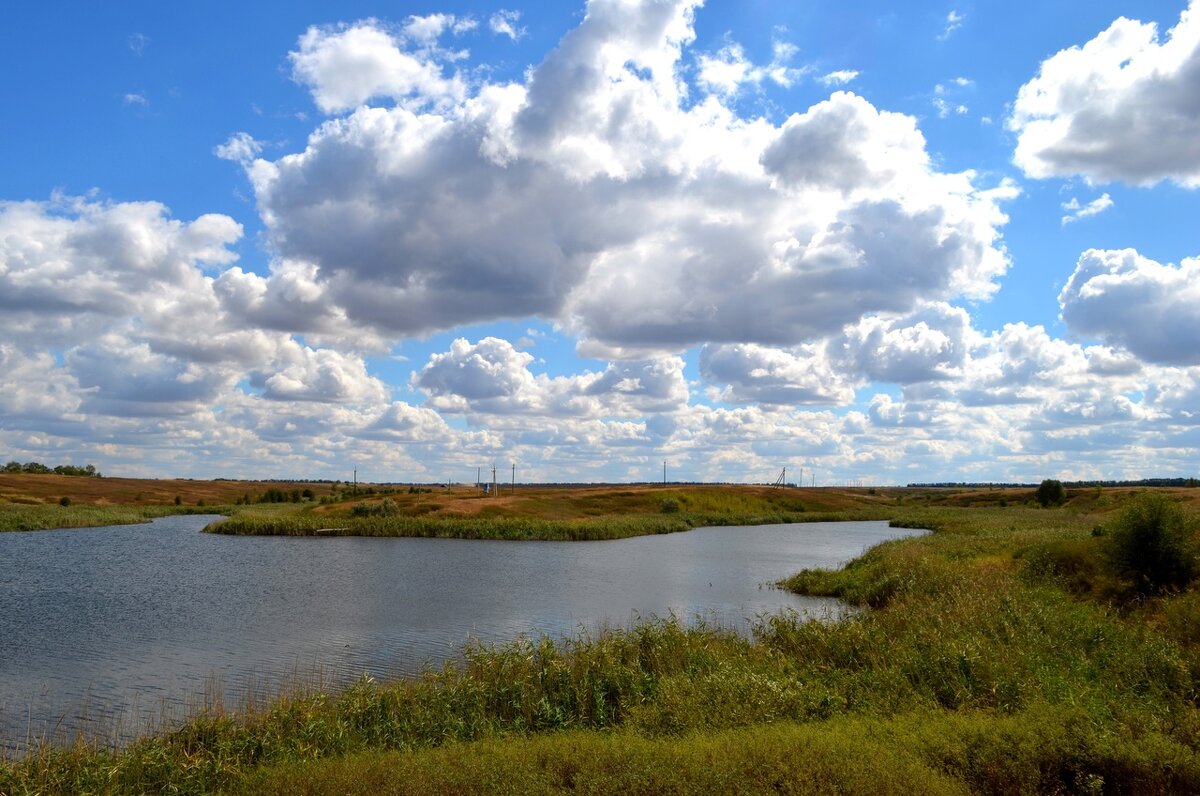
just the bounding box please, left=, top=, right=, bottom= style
left=4, top=499, right=1199, bottom=793
left=0, top=503, right=221, bottom=532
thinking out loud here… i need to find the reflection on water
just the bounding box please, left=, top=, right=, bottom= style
left=0, top=515, right=916, bottom=747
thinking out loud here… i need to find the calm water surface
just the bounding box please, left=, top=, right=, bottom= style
left=0, top=516, right=916, bottom=746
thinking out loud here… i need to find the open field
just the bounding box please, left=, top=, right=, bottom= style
left=3, top=491, right=1199, bottom=793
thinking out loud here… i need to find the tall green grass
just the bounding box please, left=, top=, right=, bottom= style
left=244, top=708, right=1198, bottom=796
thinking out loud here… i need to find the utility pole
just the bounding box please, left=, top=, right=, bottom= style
left=353, top=468, right=357, bottom=497
left=799, top=467, right=803, bottom=488
left=663, top=460, right=667, bottom=485
left=492, top=465, right=497, bottom=497
left=511, top=462, right=516, bottom=495
left=477, top=466, right=481, bottom=490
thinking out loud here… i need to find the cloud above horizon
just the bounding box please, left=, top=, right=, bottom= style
left=240, top=0, right=1014, bottom=353
left=1010, top=0, right=1200, bottom=187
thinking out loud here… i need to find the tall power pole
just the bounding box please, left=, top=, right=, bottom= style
left=511, top=462, right=515, bottom=495
left=663, top=460, right=667, bottom=485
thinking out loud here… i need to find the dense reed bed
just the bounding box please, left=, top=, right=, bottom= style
left=4, top=500, right=1198, bottom=793
left=0, top=503, right=211, bottom=532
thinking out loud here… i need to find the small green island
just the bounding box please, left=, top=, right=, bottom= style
left=3, top=473, right=1200, bottom=794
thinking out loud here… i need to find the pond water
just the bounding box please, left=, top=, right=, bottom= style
left=0, top=516, right=916, bottom=747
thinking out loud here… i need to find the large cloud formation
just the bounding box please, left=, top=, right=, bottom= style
left=1010, top=1, right=1200, bottom=186
left=240, top=0, right=1013, bottom=350
left=1059, top=249, right=1200, bottom=365
left=0, top=196, right=390, bottom=418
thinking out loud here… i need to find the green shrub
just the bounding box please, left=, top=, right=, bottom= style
left=351, top=498, right=401, bottom=518
left=1103, top=494, right=1199, bottom=595
left=660, top=498, right=681, bottom=514
left=58, top=496, right=71, bottom=507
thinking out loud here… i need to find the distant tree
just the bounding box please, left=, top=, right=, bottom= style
left=1036, top=479, right=1066, bottom=507
left=2, top=461, right=21, bottom=473
left=302, top=488, right=314, bottom=500
left=22, top=462, right=51, bottom=474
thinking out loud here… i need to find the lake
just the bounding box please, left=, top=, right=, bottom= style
left=0, top=515, right=916, bottom=748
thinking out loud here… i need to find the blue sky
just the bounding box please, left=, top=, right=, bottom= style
left=1, top=0, right=1198, bottom=484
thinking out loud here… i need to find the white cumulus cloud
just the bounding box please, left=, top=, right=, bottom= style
left=236, top=0, right=1013, bottom=354
left=289, top=21, right=467, bottom=114
left=1010, top=1, right=1200, bottom=186
left=1059, top=248, right=1200, bottom=365
left=699, top=343, right=856, bottom=406
left=214, top=132, right=264, bottom=165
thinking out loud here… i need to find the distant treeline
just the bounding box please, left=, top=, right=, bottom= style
left=908, top=478, right=1199, bottom=489
left=2, top=461, right=101, bottom=477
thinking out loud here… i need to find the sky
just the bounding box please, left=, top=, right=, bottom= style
left=1, top=0, right=1198, bottom=485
